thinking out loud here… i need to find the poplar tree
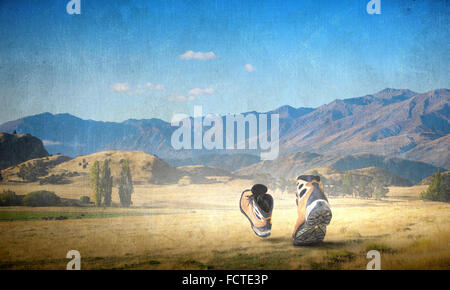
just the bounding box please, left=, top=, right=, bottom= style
left=90, top=161, right=101, bottom=206
left=342, top=172, right=353, bottom=197
left=118, top=159, right=133, bottom=207
left=101, top=159, right=113, bottom=206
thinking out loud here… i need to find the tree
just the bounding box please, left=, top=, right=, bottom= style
left=80, top=196, right=90, bottom=204
left=18, top=160, right=48, bottom=182
left=372, top=177, right=388, bottom=200
left=90, top=161, right=101, bottom=206
left=22, top=190, right=60, bottom=207
left=118, top=159, right=133, bottom=207
left=0, top=190, right=21, bottom=206
left=326, top=178, right=342, bottom=197
left=421, top=169, right=449, bottom=202
left=100, top=159, right=113, bottom=207
left=356, top=176, right=373, bottom=198
left=342, top=172, right=353, bottom=197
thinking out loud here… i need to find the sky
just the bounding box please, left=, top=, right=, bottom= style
left=0, top=0, right=449, bottom=124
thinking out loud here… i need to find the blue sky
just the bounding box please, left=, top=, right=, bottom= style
left=0, top=0, right=449, bottom=123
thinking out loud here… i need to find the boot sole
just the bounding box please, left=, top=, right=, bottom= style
left=293, top=199, right=332, bottom=246
left=239, top=191, right=271, bottom=238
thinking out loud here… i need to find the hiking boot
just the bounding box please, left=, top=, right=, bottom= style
left=293, top=175, right=332, bottom=246
left=239, top=184, right=273, bottom=238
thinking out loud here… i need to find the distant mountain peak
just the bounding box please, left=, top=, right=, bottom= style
left=376, top=88, right=416, bottom=95
left=269, top=105, right=314, bottom=119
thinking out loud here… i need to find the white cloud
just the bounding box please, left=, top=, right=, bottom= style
left=42, top=140, right=62, bottom=146
left=245, top=64, right=255, bottom=72
left=112, top=82, right=165, bottom=95
left=188, top=88, right=215, bottom=96
left=112, top=82, right=130, bottom=92
left=179, top=50, right=217, bottom=60
left=168, top=95, right=195, bottom=102
left=146, top=82, right=165, bottom=91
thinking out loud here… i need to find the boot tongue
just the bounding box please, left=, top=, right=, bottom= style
left=256, top=194, right=273, bottom=215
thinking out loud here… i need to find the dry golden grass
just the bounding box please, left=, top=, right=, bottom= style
left=0, top=180, right=448, bottom=270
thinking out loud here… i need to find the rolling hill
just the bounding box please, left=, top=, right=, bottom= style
left=1, top=150, right=184, bottom=185
left=166, top=153, right=261, bottom=172
left=345, top=167, right=413, bottom=187
left=301, top=166, right=413, bottom=187
left=0, top=150, right=238, bottom=186
left=51, top=150, right=183, bottom=184
left=235, top=151, right=442, bottom=184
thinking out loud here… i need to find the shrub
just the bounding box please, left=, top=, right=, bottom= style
left=326, top=250, right=355, bottom=263
left=365, top=243, right=395, bottom=254
left=60, top=199, right=81, bottom=207
left=0, top=190, right=22, bottom=206
left=18, top=160, right=48, bottom=182
left=22, top=190, right=61, bottom=207
left=80, top=196, right=90, bottom=204
left=39, top=174, right=70, bottom=185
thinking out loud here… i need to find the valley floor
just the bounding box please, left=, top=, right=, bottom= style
left=0, top=182, right=448, bottom=270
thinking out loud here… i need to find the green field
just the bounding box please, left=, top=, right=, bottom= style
left=0, top=210, right=157, bottom=222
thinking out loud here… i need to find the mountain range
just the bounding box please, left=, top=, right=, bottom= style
left=0, top=88, right=448, bottom=170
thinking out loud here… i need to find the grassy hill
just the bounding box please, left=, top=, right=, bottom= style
left=177, top=165, right=232, bottom=177
left=346, top=167, right=413, bottom=187
left=52, top=150, right=183, bottom=184
left=302, top=166, right=412, bottom=188
left=167, top=153, right=260, bottom=172
left=0, top=154, right=72, bottom=182
left=0, top=150, right=240, bottom=186
left=0, top=150, right=183, bottom=185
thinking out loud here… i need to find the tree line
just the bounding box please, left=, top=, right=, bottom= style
left=89, top=159, right=134, bottom=207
